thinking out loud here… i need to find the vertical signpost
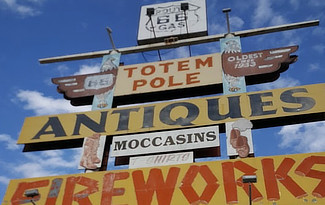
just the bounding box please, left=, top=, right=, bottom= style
left=78, top=51, right=121, bottom=171
left=220, top=8, right=254, bottom=159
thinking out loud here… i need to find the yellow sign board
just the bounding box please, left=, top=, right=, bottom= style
left=18, top=83, right=325, bottom=144
left=3, top=152, right=325, bottom=204
left=114, top=52, right=222, bottom=96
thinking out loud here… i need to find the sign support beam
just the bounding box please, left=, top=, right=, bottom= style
left=39, top=20, right=319, bottom=64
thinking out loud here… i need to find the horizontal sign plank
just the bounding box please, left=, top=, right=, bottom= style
left=52, top=46, right=298, bottom=106
left=18, top=83, right=325, bottom=145
left=3, top=152, right=325, bottom=204
left=111, top=125, right=219, bottom=157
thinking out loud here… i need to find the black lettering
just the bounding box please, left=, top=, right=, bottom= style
left=128, top=139, right=139, bottom=149
left=114, top=140, right=127, bottom=151
left=160, top=102, right=199, bottom=126
left=163, top=136, right=176, bottom=146
left=280, top=88, right=316, bottom=112
left=73, top=111, right=108, bottom=135
left=152, top=137, right=162, bottom=146
left=207, top=96, right=243, bottom=121
left=175, top=13, right=186, bottom=21
left=157, top=15, right=169, bottom=24
left=158, top=24, right=167, bottom=30
left=187, top=133, right=193, bottom=143
left=206, top=131, right=217, bottom=141
left=193, top=132, right=205, bottom=143
left=177, top=21, right=185, bottom=28
left=248, top=92, right=277, bottom=116
left=142, top=106, right=154, bottom=128
left=140, top=138, right=150, bottom=148
left=32, top=117, right=66, bottom=139
left=168, top=23, right=176, bottom=30
left=176, top=134, right=186, bottom=144
left=112, top=108, right=140, bottom=131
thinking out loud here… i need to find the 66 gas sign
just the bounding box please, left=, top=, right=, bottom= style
left=137, top=0, right=208, bottom=45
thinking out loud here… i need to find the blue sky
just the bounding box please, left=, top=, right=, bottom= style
left=1, top=0, right=325, bottom=201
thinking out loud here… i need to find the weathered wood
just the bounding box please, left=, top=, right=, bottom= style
left=39, top=20, right=319, bottom=64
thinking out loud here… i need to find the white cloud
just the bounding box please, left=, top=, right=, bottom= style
left=0, top=176, right=10, bottom=185
left=309, top=0, right=325, bottom=7
left=278, top=121, right=325, bottom=153
left=312, top=27, right=325, bottom=36
left=312, top=44, right=325, bottom=53
left=230, top=16, right=245, bottom=31
left=13, top=149, right=82, bottom=178
left=74, top=64, right=101, bottom=75
left=248, top=76, right=300, bottom=92
left=0, top=134, right=20, bottom=150
left=209, top=22, right=226, bottom=35
left=252, top=1, right=290, bottom=27
left=289, top=0, right=300, bottom=10
left=1, top=0, right=42, bottom=16
left=15, top=90, right=91, bottom=115
left=252, top=0, right=273, bottom=27
left=308, top=63, right=320, bottom=71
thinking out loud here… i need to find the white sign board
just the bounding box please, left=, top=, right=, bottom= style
left=111, top=125, right=219, bottom=157
left=226, top=119, right=254, bottom=158
left=78, top=134, right=106, bottom=169
left=137, top=0, right=207, bottom=45
left=129, top=151, right=193, bottom=169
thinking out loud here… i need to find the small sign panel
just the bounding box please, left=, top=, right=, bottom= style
left=137, top=0, right=208, bottom=45
left=129, top=152, right=193, bottom=169
left=226, top=119, right=254, bottom=158
left=111, top=126, right=219, bottom=157
left=222, top=46, right=298, bottom=77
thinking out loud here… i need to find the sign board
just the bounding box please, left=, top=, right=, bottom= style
left=114, top=52, right=221, bottom=96
left=137, top=0, right=208, bottom=45
left=52, top=46, right=297, bottom=105
left=111, top=125, right=219, bottom=157
left=18, top=83, right=325, bottom=147
left=3, top=152, right=325, bottom=204
left=53, top=52, right=222, bottom=99
left=129, top=151, right=193, bottom=169
left=222, top=46, right=298, bottom=77
left=226, top=119, right=254, bottom=158
left=78, top=134, right=106, bottom=169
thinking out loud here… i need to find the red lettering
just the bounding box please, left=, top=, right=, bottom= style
left=132, top=167, right=180, bottom=205
left=124, top=67, right=137, bottom=78
left=186, top=72, right=200, bottom=84
left=11, top=180, right=49, bottom=205
left=101, top=172, right=129, bottom=205
left=141, top=65, right=155, bottom=76
left=195, top=56, right=213, bottom=69
left=262, top=158, right=307, bottom=201
left=261, top=159, right=280, bottom=201
left=63, top=176, right=98, bottom=205
left=133, top=79, right=147, bottom=91
left=222, top=162, right=238, bottom=204
left=159, top=62, right=174, bottom=73
left=180, top=165, right=219, bottom=204
left=295, top=156, right=325, bottom=198
left=178, top=60, right=190, bottom=71
left=45, top=178, right=63, bottom=205
left=150, top=77, right=165, bottom=88
left=168, top=76, right=183, bottom=87
left=234, top=161, right=263, bottom=202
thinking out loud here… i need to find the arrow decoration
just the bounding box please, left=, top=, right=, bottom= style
left=222, top=45, right=298, bottom=77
